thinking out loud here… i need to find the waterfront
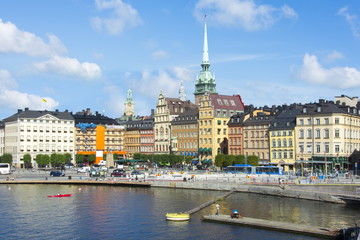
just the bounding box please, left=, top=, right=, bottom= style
left=0, top=184, right=359, bottom=240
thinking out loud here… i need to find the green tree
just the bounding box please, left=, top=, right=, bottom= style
left=248, top=155, right=259, bottom=166
left=63, top=153, right=72, bottom=164
left=23, top=153, right=32, bottom=169
left=36, top=154, right=50, bottom=168
left=75, top=154, right=85, bottom=164
left=1, top=153, right=13, bottom=164
left=234, top=155, right=245, bottom=165
left=215, top=154, right=225, bottom=168
left=133, top=153, right=141, bottom=159
left=87, top=154, right=96, bottom=164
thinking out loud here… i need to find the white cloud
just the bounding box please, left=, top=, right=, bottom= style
left=128, top=67, right=195, bottom=99
left=103, top=84, right=124, bottom=117
left=299, top=53, right=360, bottom=88
left=151, top=50, right=168, bottom=59
left=0, top=69, right=58, bottom=110
left=325, top=50, right=345, bottom=63
left=194, top=0, right=297, bottom=31
left=34, top=55, right=102, bottom=80
left=91, top=0, right=142, bottom=35
left=0, top=19, right=67, bottom=57
left=338, top=6, right=360, bottom=39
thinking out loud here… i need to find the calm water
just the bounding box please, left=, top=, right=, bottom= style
left=0, top=184, right=359, bottom=240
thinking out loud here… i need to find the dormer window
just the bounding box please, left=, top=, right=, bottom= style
left=317, top=106, right=321, bottom=112
left=303, top=108, right=307, bottom=113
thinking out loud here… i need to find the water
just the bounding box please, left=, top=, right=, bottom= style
left=0, top=184, right=359, bottom=240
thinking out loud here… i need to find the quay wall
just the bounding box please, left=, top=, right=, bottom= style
left=151, top=181, right=347, bottom=204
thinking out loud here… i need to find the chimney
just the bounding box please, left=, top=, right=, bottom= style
left=24, top=107, right=29, bottom=111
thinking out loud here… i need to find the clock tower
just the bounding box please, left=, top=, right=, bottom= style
left=124, top=89, right=134, bottom=117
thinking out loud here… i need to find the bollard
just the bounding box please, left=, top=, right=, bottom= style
left=68, top=176, right=72, bottom=180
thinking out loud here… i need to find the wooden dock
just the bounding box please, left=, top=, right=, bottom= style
left=203, top=214, right=337, bottom=239
left=185, top=189, right=235, bottom=214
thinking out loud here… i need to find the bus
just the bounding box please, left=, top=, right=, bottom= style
left=0, top=163, right=11, bottom=175
left=226, top=164, right=283, bottom=175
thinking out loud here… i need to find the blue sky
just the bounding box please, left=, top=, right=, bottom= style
left=1, top=0, right=360, bottom=120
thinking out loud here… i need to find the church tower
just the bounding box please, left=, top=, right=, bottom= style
left=124, top=89, right=134, bottom=117
left=179, top=80, right=186, bottom=101
left=194, top=22, right=217, bottom=105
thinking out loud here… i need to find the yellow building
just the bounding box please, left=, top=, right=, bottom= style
left=295, top=100, right=360, bottom=174
left=198, top=93, right=244, bottom=164
left=269, top=108, right=300, bottom=172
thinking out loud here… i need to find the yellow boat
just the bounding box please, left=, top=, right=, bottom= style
left=166, top=212, right=190, bottom=221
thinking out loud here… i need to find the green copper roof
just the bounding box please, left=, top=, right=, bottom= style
left=194, top=23, right=217, bottom=96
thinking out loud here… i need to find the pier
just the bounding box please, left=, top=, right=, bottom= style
left=203, top=214, right=337, bottom=239
left=185, top=189, right=235, bottom=214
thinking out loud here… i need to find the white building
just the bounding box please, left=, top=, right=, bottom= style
left=2, top=108, right=75, bottom=168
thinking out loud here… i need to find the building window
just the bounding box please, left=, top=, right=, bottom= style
left=307, top=129, right=312, bottom=138
left=324, top=118, right=329, bottom=124
left=335, top=118, right=339, bottom=124
left=335, top=129, right=340, bottom=138
left=316, top=118, right=320, bottom=125
left=324, top=143, right=330, bottom=153
left=299, top=129, right=304, bottom=139
left=315, top=129, right=320, bottom=139
left=335, top=144, right=340, bottom=153
left=324, top=129, right=330, bottom=138
left=316, top=144, right=321, bottom=153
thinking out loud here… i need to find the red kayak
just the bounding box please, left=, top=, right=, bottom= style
left=47, top=194, right=72, bottom=198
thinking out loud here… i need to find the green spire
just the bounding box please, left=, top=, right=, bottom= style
left=125, top=89, right=134, bottom=104
left=194, top=22, right=217, bottom=97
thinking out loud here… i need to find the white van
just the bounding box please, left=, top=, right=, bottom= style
left=77, top=166, right=91, bottom=173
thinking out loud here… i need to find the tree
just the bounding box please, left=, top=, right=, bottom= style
left=248, top=155, right=259, bottom=166
left=75, top=154, right=85, bottom=164
left=36, top=154, right=50, bottom=168
left=87, top=154, right=96, bottom=164
left=215, top=154, right=225, bottom=168
left=1, top=153, right=13, bottom=164
left=234, top=155, right=245, bottom=165
left=23, top=153, right=32, bottom=169
left=133, top=153, right=141, bottom=159
left=63, top=153, right=72, bottom=164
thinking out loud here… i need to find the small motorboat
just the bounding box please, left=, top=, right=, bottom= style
left=166, top=213, right=190, bottom=221
left=47, top=194, right=72, bottom=198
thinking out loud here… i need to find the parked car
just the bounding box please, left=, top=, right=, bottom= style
left=111, top=169, right=126, bottom=177
left=50, top=171, right=65, bottom=177
left=131, top=170, right=143, bottom=176
left=77, top=166, right=91, bottom=173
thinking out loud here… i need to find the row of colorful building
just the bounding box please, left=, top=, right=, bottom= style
left=1, top=23, right=360, bottom=174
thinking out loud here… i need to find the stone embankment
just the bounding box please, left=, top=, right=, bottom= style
left=151, top=180, right=360, bottom=204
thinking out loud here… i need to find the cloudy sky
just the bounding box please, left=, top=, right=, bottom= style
left=1, top=0, right=360, bottom=120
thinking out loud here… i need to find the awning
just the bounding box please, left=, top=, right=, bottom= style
left=203, top=148, right=208, bottom=152
left=207, top=148, right=212, bottom=153
left=199, top=148, right=203, bottom=152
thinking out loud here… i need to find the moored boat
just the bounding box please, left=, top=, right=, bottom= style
left=47, top=194, right=72, bottom=198
left=166, top=213, right=190, bottom=221
left=335, top=226, right=360, bottom=240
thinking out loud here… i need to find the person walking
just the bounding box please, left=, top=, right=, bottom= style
left=216, top=203, right=220, bottom=215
